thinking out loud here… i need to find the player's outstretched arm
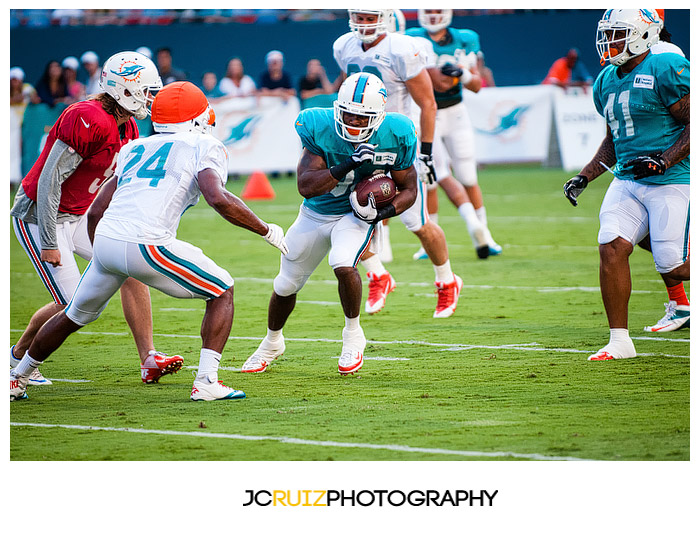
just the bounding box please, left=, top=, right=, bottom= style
left=198, top=168, right=288, bottom=254
left=87, top=176, right=117, bottom=244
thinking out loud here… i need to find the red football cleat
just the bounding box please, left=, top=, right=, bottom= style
left=141, top=351, right=184, bottom=383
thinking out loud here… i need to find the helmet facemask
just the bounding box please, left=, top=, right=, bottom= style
left=596, top=9, right=661, bottom=66
left=348, top=9, right=387, bottom=43
left=418, top=9, right=453, bottom=33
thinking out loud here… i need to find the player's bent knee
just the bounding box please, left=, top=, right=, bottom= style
left=273, top=273, right=304, bottom=297
left=64, top=305, right=101, bottom=327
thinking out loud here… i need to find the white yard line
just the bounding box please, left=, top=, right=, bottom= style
left=9, top=421, right=595, bottom=461
left=10, top=329, right=688, bottom=359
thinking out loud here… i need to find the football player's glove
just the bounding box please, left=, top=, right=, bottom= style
left=563, top=174, right=588, bottom=207
left=623, top=154, right=667, bottom=180
left=350, top=190, right=378, bottom=223
left=440, top=63, right=464, bottom=79
left=417, top=152, right=437, bottom=185
left=263, top=223, right=288, bottom=255
left=351, top=143, right=376, bottom=165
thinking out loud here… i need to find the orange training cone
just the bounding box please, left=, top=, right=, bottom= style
left=241, top=170, right=275, bottom=200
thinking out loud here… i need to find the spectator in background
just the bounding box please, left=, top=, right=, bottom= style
left=62, top=56, right=86, bottom=103
left=201, top=71, right=225, bottom=100
left=298, top=58, right=335, bottom=100
left=33, top=60, right=67, bottom=107
left=542, top=48, right=593, bottom=91
left=258, top=50, right=296, bottom=100
left=10, top=66, right=35, bottom=110
left=219, top=57, right=256, bottom=97
left=476, top=51, right=495, bottom=87
left=81, top=50, right=101, bottom=96
left=10, top=67, right=35, bottom=186
left=156, top=47, right=187, bottom=84
left=136, top=46, right=153, bottom=60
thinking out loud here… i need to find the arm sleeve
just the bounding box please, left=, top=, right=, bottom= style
left=655, top=54, right=690, bottom=107
left=197, top=139, right=230, bottom=187
left=294, top=111, right=325, bottom=156
left=54, top=105, right=109, bottom=158
left=36, top=139, right=84, bottom=249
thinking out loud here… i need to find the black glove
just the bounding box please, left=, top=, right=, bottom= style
left=350, top=143, right=376, bottom=165
left=330, top=143, right=376, bottom=180
left=563, top=174, right=588, bottom=207
left=417, top=142, right=436, bottom=185
left=623, top=154, right=667, bottom=180
left=440, top=62, right=464, bottom=79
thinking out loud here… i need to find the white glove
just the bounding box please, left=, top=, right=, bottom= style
left=349, top=190, right=377, bottom=223
left=263, top=223, right=288, bottom=255
left=416, top=154, right=437, bottom=185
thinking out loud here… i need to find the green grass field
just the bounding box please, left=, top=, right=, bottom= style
left=9, top=166, right=690, bottom=461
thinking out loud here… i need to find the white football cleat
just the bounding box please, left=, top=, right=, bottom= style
left=434, top=274, right=463, bottom=318
left=365, top=271, right=396, bottom=314
left=10, top=369, right=29, bottom=401
left=412, top=247, right=428, bottom=261
left=190, top=376, right=246, bottom=401
left=588, top=342, right=637, bottom=361
left=338, top=327, right=366, bottom=376
left=644, top=301, right=690, bottom=333
left=10, top=346, right=52, bottom=385
left=241, top=336, right=285, bottom=373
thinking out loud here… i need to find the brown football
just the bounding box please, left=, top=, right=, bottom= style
left=354, top=173, right=397, bottom=208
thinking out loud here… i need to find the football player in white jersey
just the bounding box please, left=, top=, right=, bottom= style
left=333, top=9, right=463, bottom=319
left=408, top=9, right=501, bottom=261
left=10, top=82, right=289, bottom=402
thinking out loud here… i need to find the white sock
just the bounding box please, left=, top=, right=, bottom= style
left=266, top=328, right=283, bottom=342
left=197, top=348, right=222, bottom=382
left=475, top=205, right=488, bottom=226
left=361, top=255, right=387, bottom=276
left=16, top=353, right=42, bottom=378
left=457, top=202, right=481, bottom=232
left=433, top=260, right=454, bottom=284
left=604, top=328, right=636, bottom=358
left=344, top=316, right=361, bottom=331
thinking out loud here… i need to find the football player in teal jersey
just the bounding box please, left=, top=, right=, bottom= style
left=563, top=9, right=689, bottom=361
left=406, top=9, right=501, bottom=260
left=242, top=73, right=418, bottom=376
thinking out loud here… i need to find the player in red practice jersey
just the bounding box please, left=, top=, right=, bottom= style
left=10, top=51, right=183, bottom=386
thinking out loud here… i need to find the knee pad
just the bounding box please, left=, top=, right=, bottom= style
left=452, top=159, right=478, bottom=187
left=273, top=272, right=305, bottom=297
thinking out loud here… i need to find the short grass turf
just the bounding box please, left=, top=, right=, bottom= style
left=9, top=166, right=690, bottom=460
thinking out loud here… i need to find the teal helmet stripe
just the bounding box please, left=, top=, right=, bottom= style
left=352, top=73, right=370, bottom=103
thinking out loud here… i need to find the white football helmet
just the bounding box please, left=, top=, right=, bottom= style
left=596, top=9, right=662, bottom=66
left=334, top=72, right=387, bottom=143
left=386, top=9, right=406, bottom=34
left=100, top=51, right=163, bottom=120
left=151, top=81, right=216, bottom=135
left=348, top=9, right=388, bottom=43
left=418, top=9, right=453, bottom=33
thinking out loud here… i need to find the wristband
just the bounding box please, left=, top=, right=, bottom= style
left=373, top=203, right=396, bottom=224
left=330, top=157, right=360, bottom=181
left=420, top=142, right=432, bottom=155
